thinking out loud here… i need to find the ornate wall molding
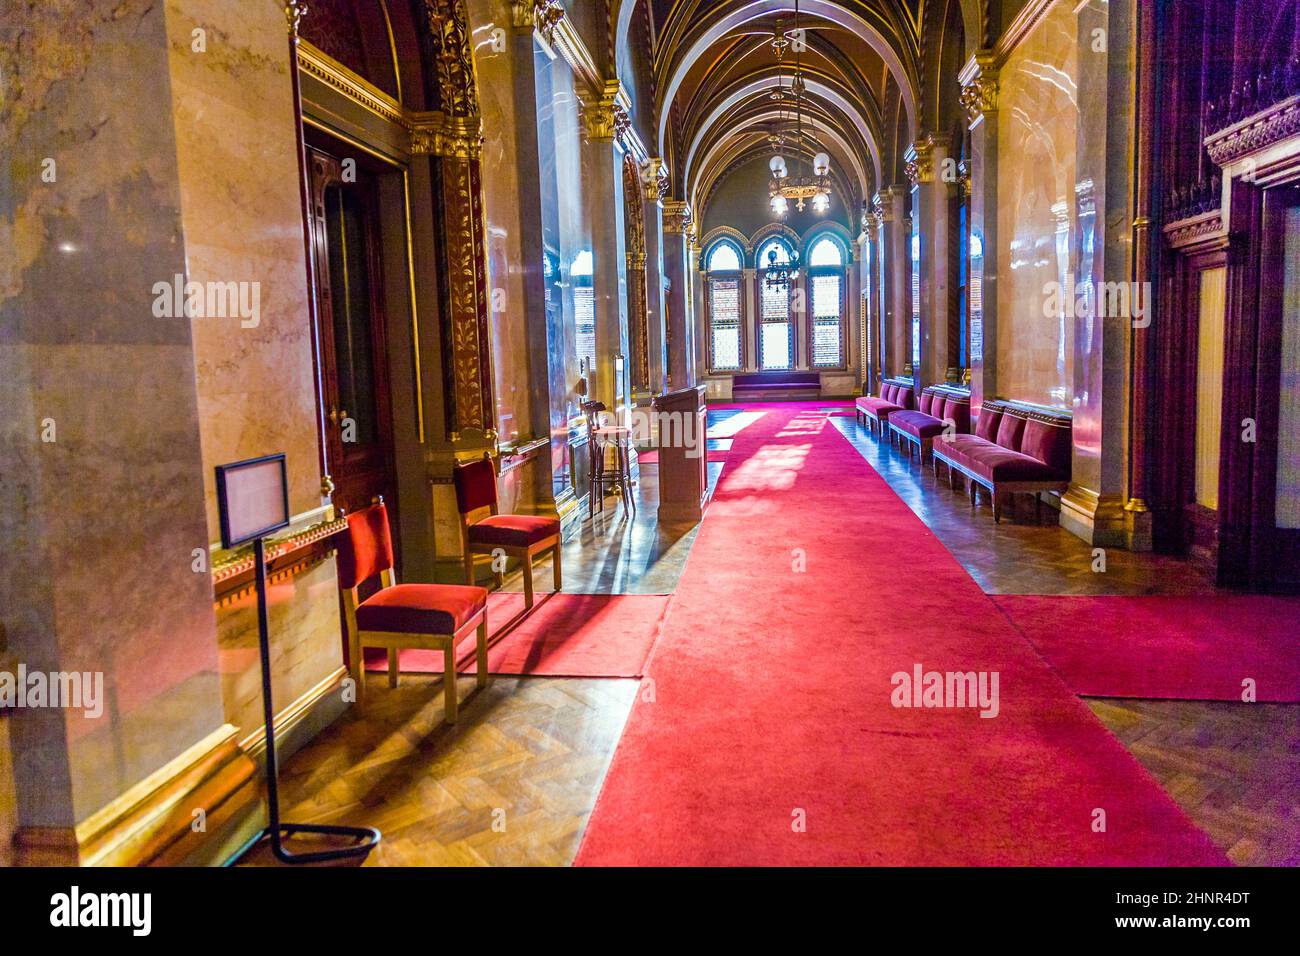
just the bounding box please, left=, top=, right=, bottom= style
left=1163, top=210, right=1228, bottom=255
left=1205, top=94, right=1300, bottom=170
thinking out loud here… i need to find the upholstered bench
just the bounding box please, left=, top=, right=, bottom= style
left=888, top=385, right=971, bottom=464
left=732, top=371, right=820, bottom=402
left=931, top=399, right=1072, bottom=523
left=854, top=378, right=915, bottom=436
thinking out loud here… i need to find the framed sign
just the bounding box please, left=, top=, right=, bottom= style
left=215, top=454, right=290, bottom=549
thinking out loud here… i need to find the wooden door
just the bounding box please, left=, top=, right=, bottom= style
left=1251, top=182, right=1300, bottom=591
left=306, top=145, right=398, bottom=524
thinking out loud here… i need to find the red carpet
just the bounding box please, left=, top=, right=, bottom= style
left=363, top=592, right=669, bottom=678
left=576, top=403, right=1225, bottom=865
left=995, top=595, right=1300, bottom=702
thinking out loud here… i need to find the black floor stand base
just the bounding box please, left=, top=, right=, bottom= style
left=229, top=822, right=381, bottom=866
left=224, top=537, right=383, bottom=867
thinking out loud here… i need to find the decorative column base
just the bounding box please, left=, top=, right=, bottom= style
left=1059, top=485, right=1129, bottom=548
left=1124, top=497, right=1154, bottom=552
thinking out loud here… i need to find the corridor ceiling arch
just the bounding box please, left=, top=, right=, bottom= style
left=682, top=74, right=881, bottom=198
left=654, top=0, right=921, bottom=163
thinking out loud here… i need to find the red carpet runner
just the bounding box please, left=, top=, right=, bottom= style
left=363, top=593, right=670, bottom=678
left=995, top=594, right=1300, bottom=702
left=576, top=404, right=1225, bottom=865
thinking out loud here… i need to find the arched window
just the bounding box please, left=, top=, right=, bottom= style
left=806, top=236, right=846, bottom=368
left=704, top=239, right=744, bottom=371
left=707, top=241, right=743, bottom=273
left=756, top=237, right=795, bottom=370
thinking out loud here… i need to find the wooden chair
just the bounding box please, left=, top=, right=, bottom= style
left=336, top=500, right=488, bottom=723
left=582, top=400, right=635, bottom=517
left=454, top=454, right=562, bottom=609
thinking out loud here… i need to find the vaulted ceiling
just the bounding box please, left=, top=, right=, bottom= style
left=616, top=0, right=978, bottom=231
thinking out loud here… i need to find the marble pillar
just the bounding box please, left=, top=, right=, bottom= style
left=581, top=82, right=631, bottom=415
left=663, top=201, right=694, bottom=388
left=0, top=0, right=224, bottom=830
left=907, top=134, right=957, bottom=389
left=960, top=51, right=1000, bottom=417
left=878, top=187, right=912, bottom=381
left=498, top=10, right=572, bottom=517
left=1060, top=0, right=1135, bottom=547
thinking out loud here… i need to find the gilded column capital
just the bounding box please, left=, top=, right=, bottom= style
left=409, top=112, right=484, bottom=159
left=959, top=50, right=1000, bottom=124
left=642, top=158, right=670, bottom=202
left=663, top=200, right=693, bottom=235
left=512, top=0, right=565, bottom=41
left=582, top=79, right=631, bottom=142
left=904, top=138, right=936, bottom=186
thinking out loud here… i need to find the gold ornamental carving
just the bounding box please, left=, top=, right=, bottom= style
left=409, top=112, right=484, bottom=159
left=642, top=158, right=670, bottom=202
left=663, top=200, right=693, bottom=236
left=512, top=0, right=565, bottom=42
left=904, top=139, right=935, bottom=186
left=583, top=80, right=631, bottom=143
left=960, top=53, right=1000, bottom=123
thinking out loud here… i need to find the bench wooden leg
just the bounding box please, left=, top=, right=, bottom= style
left=476, top=619, right=488, bottom=689
left=993, top=493, right=1003, bottom=524
left=552, top=543, right=562, bottom=591
left=1034, top=493, right=1043, bottom=524
left=969, top=479, right=977, bottom=508
left=443, top=643, right=458, bottom=724
left=387, top=648, right=399, bottom=688
left=522, top=552, right=535, bottom=609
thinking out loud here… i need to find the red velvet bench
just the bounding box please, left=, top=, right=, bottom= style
left=888, top=385, right=971, bottom=464
left=931, top=399, right=1072, bottom=523
left=732, top=371, right=820, bottom=402
left=854, top=378, right=915, bottom=436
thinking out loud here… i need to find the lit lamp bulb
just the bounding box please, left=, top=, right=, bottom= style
left=771, top=194, right=788, bottom=215
left=812, top=191, right=829, bottom=213
left=813, top=152, right=831, bottom=176
left=769, top=155, right=787, bottom=178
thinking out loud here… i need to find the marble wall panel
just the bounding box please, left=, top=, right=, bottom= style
left=996, top=0, right=1079, bottom=409
left=0, top=0, right=225, bottom=824
left=163, top=0, right=344, bottom=738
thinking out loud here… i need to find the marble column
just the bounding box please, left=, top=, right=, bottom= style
left=907, top=134, right=957, bottom=389
left=640, top=159, right=670, bottom=399
left=662, top=200, right=694, bottom=388
left=877, top=186, right=912, bottom=381
left=960, top=51, right=1000, bottom=417
left=581, top=80, right=631, bottom=415
left=1059, top=0, right=1135, bottom=547
left=505, top=11, right=572, bottom=518
left=0, top=0, right=224, bottom=836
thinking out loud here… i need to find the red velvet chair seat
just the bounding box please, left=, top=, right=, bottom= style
left=963, top=444, right=1063, bottom=483
left=855, top=395, right=903, bottom=418
left=467, top=513, right=560, bottom=547
left=888, top=409, right=949, bottom=440
left=932, top=433, right=988, bottom=469
left=355, top=583, right=488, bottom=634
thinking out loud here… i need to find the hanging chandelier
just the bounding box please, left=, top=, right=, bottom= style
left=767, top=0, right=832, bottom=217
left=764, top=244, right=798, bottom=291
